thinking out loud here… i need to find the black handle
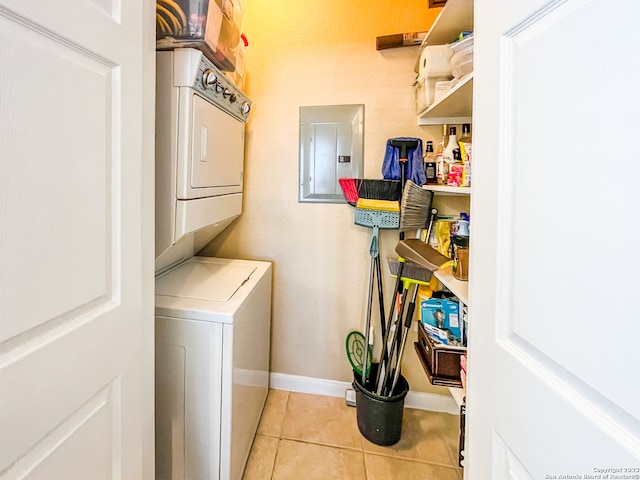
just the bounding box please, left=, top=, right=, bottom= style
left=404, top=301, right=415, bottom=328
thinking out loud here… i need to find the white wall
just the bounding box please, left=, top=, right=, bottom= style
left=200, top=0, right=462, bottom=396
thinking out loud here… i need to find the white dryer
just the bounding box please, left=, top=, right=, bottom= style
left=155, top=256, right=272, bottom=480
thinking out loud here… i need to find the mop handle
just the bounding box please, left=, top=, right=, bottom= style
left=362, top=226, right=380, bottom=385
left=388, top=286, right=419, bottom=396
left=374, top=260, right=404, bottom=389
left=377, top=286, right=409, bottom=395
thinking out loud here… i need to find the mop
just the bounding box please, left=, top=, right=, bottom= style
left=382, top=137, right=426, bottom=188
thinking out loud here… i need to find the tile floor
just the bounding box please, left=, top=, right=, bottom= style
left=242, top=389, right=464, bottom=480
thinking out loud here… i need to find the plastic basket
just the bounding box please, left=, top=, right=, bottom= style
left=354, top=208, right=399, bottom=229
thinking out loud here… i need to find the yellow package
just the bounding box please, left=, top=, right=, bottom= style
left=434, top=219, right=452, bottom=258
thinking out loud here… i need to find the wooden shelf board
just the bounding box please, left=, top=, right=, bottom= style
left=433, top=265, right=468, bottom=305
left=423, top=0, right=474, bottom=47
left=449, top=387, right=466, bottom=408
left=423, top=185, right=471, bottom=195
left=418, top=74, right=473, bottom=125
left=414, top=0, right=474, bottom=72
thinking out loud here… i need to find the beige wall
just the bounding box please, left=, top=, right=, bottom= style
left=200, top=0, right=464, bottom=395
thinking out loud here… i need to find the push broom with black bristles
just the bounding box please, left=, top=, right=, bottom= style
left=355, top=179, right=401, bottom=214
left=338, top=178, right=401, bottom=210
left=358, top=179, right=401, bottom=202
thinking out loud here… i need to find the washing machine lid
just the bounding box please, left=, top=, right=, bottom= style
left=156, top=258, right=256, bottom=302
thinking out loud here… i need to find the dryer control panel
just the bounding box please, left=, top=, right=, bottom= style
left=172, top=49, right=251, bottom=122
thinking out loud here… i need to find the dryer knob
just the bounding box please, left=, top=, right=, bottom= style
left=215, top=83, right=224, bottom=94
left=229, top=94, right=237, bottom=103
left=201, top=69, right=218, bottom=89
left=241, top=102, right=251, bottom=115
left=223, top=88, right=232, bottom=98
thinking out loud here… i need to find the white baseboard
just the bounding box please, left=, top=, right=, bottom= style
left=269, top=372, right=459, bottom=415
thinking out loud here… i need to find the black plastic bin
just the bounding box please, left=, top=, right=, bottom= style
left=352, top=364, right=409, bottom=446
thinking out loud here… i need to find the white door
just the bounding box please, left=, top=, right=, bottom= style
left=0, top=1, right=155, bottom=478
left=468, top=0, right=640, bottom=477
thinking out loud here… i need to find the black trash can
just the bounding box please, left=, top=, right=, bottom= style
left=352, top=364, right=409, bottom=446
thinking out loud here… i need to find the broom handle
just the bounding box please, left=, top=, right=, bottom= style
left=363, top=255, right=375, bottom=385
left=374, top=255, right=386, bottom=339
left=399, top=160, right=407, bottom=241
left=388, top=284, right=419, bottom=396
left=362, top=226, right=380, bottom=385
left=377, top=285, right=408, bottom=396
left=374, top=258, right=404, bottom=390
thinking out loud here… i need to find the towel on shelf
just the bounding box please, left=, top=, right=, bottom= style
left=381, top=137, right=426, bottom=186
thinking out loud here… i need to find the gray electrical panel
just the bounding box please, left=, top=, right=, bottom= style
left=299, top=104, right=364, bottom=203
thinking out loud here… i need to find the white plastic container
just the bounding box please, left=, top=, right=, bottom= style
left=450, top=34, right=474, bottom=54
left=156, top=0, right=245, bottom=72
left=414, top=75, right=452, bottom=114
left=434, top=79, right=456, bottom=103
left=449, top=35, right=474, bottom=79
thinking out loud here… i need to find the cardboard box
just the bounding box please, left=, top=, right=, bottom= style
left=421, top=298, right=461, bottom=342
left=156, top=0, right=245, bottom=71
left=413, top=75, right=451, bottom=114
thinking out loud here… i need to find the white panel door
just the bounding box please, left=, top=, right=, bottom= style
left=0, top=0, right=154, bottom=478
left=468, top=0, right=640, bottom=477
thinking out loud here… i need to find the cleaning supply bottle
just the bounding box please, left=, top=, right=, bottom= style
left=423, top=141, right=437, bottom=184
left=442, top=126, right=459, bottom=164
left=457, top=212, right=470, bottom=236
left=435, top=124, right=448, bottom=185
left=458, top=123, right=472, bottom=187
left=447, top=148, right=464, bottom=186
left=444, top=127, right=462, bottom=186
left=451, top=212, right=470, bottom=281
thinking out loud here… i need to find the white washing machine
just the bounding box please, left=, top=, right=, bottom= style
left=155, top=256, right=272, bottom=480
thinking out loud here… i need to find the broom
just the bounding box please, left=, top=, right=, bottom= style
left=356, top=179, right=401, bottom=212
left=338, top=178, right=360, bottom=206
left=358, top=179, right=401, bottom=202
left=399, top=180, right=433, bottom=232
left=374, top=180, right=436, bottom=394
left=339, top=178, right=401, bottom=211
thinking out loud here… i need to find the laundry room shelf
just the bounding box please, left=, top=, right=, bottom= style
left=417, top=74, right=473, bottom=125
left=416, top=0, right=474, bottom=56
left=423, top=184, right=471, bottom=195
left=449, top=387, right=465, bottom=408
left=433, top=265, right=468, bottom=305
left=415, top=0, right=474, bottom=125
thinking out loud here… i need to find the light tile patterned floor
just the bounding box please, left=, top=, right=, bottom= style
left=242, top=389, right=464, bottom=480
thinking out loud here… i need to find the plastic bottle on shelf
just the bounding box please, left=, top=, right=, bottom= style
left=423, top=141, right=437, bottom=185
left=452, top=212, right=470, bottom=281
left=442, top=126, right=459, bottom=164
left=444, top=127, right=463, bottom=186
left=458, top=123, right=472, bottom=187
left=435, top=124, right=448, bottom=185
left=457, top=212, right=470, bottom=236
left=448, top=149, right=465, bottom=186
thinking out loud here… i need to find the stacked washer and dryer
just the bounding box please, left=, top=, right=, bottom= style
left=154, top=47, right=271, bottom=480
